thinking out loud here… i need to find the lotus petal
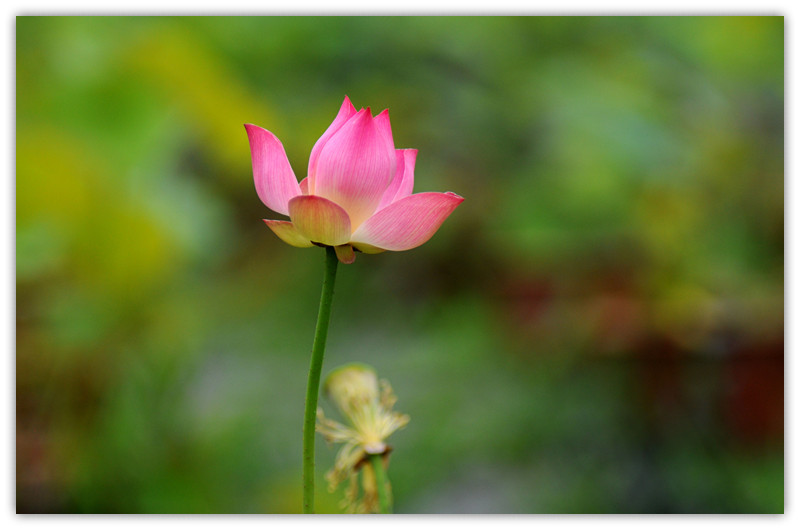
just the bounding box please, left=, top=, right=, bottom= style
left=313, top=108, right=396, bottom=230
left=350, top=192, right=463, bottom=251
left=334, top=244, right=356, bottom=264
left=307, top=96, right=357, bottom=194
left=377, top=149, right=417, bottom=211
left=289, top=195, right=352, bottom=247
left=263, top=220, right=314, bottom=248
left=245, top=124, right=301, bottom=216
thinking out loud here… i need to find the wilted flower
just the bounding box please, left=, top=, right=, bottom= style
left=316, top=363, right=409, bottom=513
left=245, top=96, right=463, bottom=264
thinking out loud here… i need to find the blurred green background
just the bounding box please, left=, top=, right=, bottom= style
left=16, top=16, right=784, bottom=513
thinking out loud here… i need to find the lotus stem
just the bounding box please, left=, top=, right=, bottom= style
left=302, top=246, right=339, bottom=513
left=369, top=453, right=392, bottom=514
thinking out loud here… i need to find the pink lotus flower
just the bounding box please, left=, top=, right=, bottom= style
left=245, top=96, right=463, bottom=264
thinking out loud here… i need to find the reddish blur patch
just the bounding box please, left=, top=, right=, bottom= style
left=723, top=339, right=784, bottom=446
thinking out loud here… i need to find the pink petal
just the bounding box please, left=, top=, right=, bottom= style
left=334, top=244, right=356, bottom=264
left=263, top=220, right=313, bottom=248
left=313, top=108, right=396, bottom=230
left=288, top=195, right=352, bottom=247
left=307, top=96, right=357, bottom=194
left=374, top=109, right=394, bottom=150
left=299, top=177, right=309, bottom=195
left=377, top=149, right=417, bottom=211
left=350, top=192, right=463, bottom=251
left=245, top=124, right=302, bottom=216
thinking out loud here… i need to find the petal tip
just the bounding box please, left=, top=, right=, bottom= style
left=375, top=109, right=392, bottom=132
left=244, top=123, right=268, bottom=135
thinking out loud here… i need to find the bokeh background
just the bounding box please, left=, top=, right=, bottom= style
left=16, top=16, right=784, bottom=513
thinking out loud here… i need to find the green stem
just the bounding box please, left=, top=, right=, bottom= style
left=369, top=453, right=392, bottom=514
left=302, top=246, right=339, bottom=514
